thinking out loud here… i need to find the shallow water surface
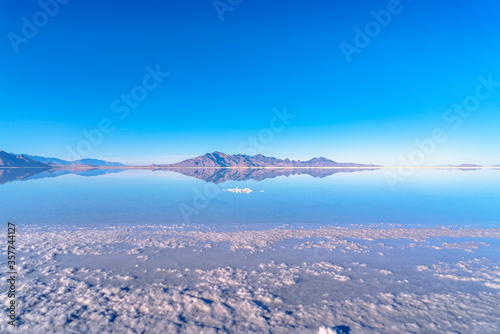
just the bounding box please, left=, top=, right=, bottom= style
left=0, top=168, right=499, bottom=230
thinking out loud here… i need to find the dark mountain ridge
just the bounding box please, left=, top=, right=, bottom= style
left=161, top=151, right=379, bottom=168
left=0, top=151, right=50, bottom=168
left=13, top=153, right=125, bottom=167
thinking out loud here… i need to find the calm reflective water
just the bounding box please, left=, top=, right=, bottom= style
left=1, top=168, right=499, bottom=230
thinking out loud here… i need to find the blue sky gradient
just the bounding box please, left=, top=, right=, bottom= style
left=1, top=0, right=500, bottom=165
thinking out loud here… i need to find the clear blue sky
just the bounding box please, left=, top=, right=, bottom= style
left=1, top=0, right=500, bottom=165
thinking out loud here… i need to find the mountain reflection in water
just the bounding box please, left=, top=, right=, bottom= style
left=0, top=167, right=378, bottom=185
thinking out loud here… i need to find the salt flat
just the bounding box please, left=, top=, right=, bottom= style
left=2, top=225, right=500, bottom=333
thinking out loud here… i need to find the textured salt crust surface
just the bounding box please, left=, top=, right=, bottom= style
left=1, top=226, right=500, bottom=333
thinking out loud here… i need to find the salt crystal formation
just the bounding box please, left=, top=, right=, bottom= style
left=3, top=225, right=500, bottom=333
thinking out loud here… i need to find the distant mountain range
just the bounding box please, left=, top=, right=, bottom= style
left=16, top=154, right=125, bottom=167
left=0, top=151, right=125, bottom=167
left=160, top=151, right=380, bottom=168
left=2, top=150, right=498, bottom=169
left=0, top=151, right=50, bottom=168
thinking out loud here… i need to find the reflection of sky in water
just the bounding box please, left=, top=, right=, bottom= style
left=0, top=169, right=499, bottom=230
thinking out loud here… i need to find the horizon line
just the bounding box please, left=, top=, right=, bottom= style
left=2, top=166, right=500, bottom=170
